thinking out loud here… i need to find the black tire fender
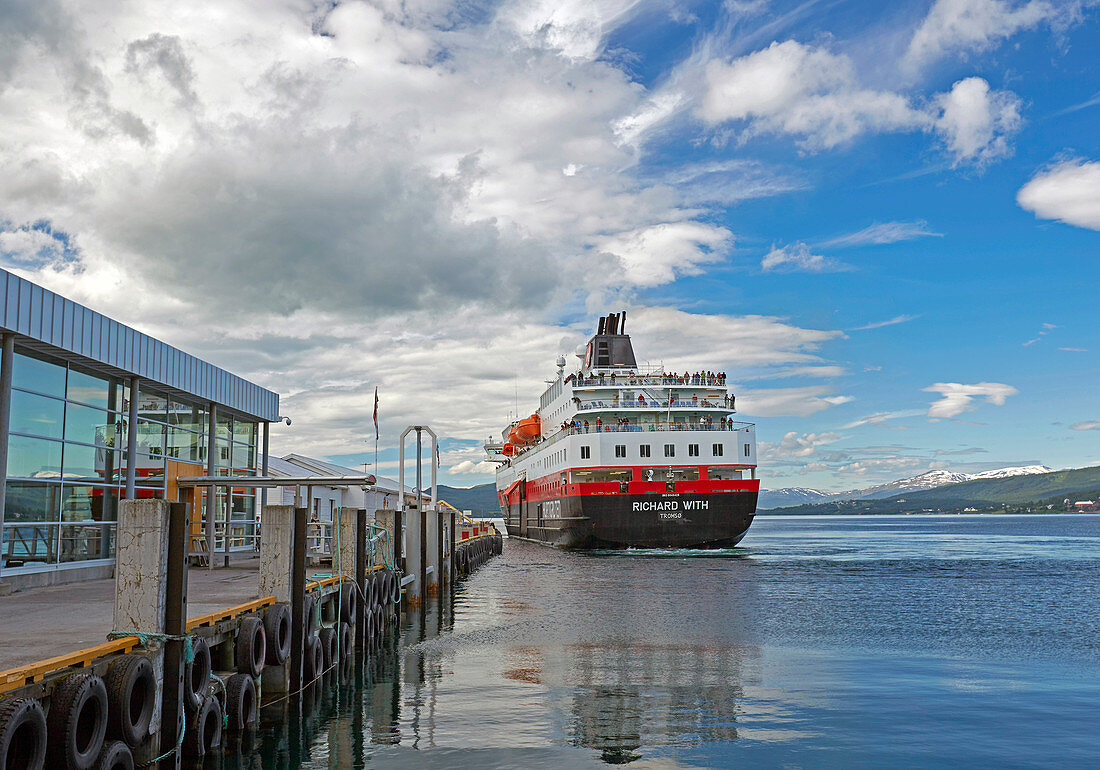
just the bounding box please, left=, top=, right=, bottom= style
left=389, top=570, right=401, bottom=604
left=363, top=605, right=376, bottom=642
left=263, top=603, right=291, bottom=665
left=183, top=695, right=222, bottom=758
left=223, top=674, right=257, bottom=734
left=0, top=696, right=47, bottom=770
left=104, top=655, right=156, bottom=748
left=235, top=616, right=266, bottom=678
left=47, top=672, right=108, bottom=770
left=183, top=637, right=211, bottom=715
left=373, top=605, right=385, bottom=643
left=304, top=635, right=324, bottom=683
left=318, top=627, right=337, bottom=669
left=303, top=594, right=318, bottom=639
left=338, top=622, right=353, bottom=659
left=340, top=583, right=357, bottom=625
left=92, top=739, right=133, bottom=770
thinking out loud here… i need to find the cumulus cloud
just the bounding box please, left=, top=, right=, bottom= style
left=699, top=41, right=926, bottom=150
left=761, top=242, right=845, bottom=272
left=599, top=222, right=732, bottom=287
left=736, top=387, right=852, bottom=417
left=934, top=77, right=1021, bottom=166
left=698, top=41, right=1021, bottom=165
left=1071, top=421, right=1100, bottom=431
left=905, top=0, right=1055, bottom=71
left=760, top=431, right=841, bottom=460
left=1017, top=159, right=1100, bottom=230
left=823, top=221, right=942, bottom=248
left=923, top=382, right=1018, bottom=418
left=448, top=460, right=498, bottom=475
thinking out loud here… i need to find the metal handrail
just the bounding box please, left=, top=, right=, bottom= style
left=577, top=400, right=732, bottom=410
left=572, top=375, right=727, bottom=388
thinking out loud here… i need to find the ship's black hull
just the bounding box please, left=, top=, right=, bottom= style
left=502, top=491, right=757, bottom=549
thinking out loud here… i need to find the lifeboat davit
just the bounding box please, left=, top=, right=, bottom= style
left=515, top=414, right=541, bottom=443
left=501, top=443, right=516, bottom=456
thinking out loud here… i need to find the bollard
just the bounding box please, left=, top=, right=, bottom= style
left=258, top=505, right=307, bottom=694
left=112, top=499, right=176, bottom=765
left=405, top=505, right=423, bottom=607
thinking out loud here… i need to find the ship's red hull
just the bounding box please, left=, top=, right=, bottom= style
left=500, top=489, right=758, bottom=549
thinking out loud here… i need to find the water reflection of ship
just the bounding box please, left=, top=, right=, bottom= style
left=553, top=641, right=755, bottom=764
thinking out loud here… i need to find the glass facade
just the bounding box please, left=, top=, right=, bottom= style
left=1, top=350, right=260, bottom=573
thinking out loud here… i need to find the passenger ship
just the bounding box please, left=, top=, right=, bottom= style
left=486, top=312, right=758, bottom=549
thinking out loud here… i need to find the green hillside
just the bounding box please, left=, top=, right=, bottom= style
left=767, top=466, right=1100, bottom=515
left=437, top=483, right=498, bottom=515
left=904, top=466, right=1100, bottom=505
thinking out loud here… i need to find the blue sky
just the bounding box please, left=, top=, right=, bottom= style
left=0, top=0, right=1097, bottom=490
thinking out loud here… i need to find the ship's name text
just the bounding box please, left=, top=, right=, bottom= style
left=632, top=500, right=709, bottom=512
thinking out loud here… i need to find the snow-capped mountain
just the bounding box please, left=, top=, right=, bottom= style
left=759, top=466, right=1053, bottom=508
left=757, top=487, right=832, bottom=509
left=966, top=465, right=1051, bottom=480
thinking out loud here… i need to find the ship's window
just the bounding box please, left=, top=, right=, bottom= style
left=708, top=467, right=742, bottom=480
left=664, top=444, right=675, bottom=457
left=614, top=445, right=626, bottom=457
left=642, top=467, right=698, bottom=481
left=713, top=444, right=723, bottom=456
left=571, top=468, right=632, bottom=483
left=580, top=446, right=591, bottom=460
left=688, top=444, right=699, bottom=457
left=744, top=443, right=751, bottom=457
left=640, top=444, right=651, bottom=458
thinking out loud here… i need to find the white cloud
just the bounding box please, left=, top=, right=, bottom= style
left=923, top=382, right=1018, bottom=418
left=599, top=222, right=732, bottom=287
left=842, top=410, right=923, bottom=428
left=905, top=0, right=1055, bottom=71
left=699, top=41, right=926, bottom=150
left=762, top=242, right=845, bottom=272
left=760, top=431, right=841, bottom=460
left=849, top=315, right=920, bottom=331
left=934, top=77, right=1021, bottom=166
left=737, top=387, right=852, bottom=417
left=448, top=460, right=498, bottom=475
left=1017, top=159, right=1100, bottom=231
left=1071, top=421, right=1100, bottom=431
left=823, top=221, right=942, bottom=247
left=698, top=42, right=1021, bottom=166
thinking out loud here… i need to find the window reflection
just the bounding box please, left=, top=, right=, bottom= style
left=62, top=485, right=118, bottom=522
left=67, top=367, right=117, bottom=409
left=2, top=523, right=59, bottom=566
left=62, top=442, right=119, bottom=483
left=65, top=403, right=122, bottom=448
left=12, top=353, right=66, bottom=397
left=10, top=390, right=64, bottom=439
left=59, top=522, right=115, bottom=562
left=3, top=482, right=60, bottom=523
left=8, top=435, right=62, bottom=479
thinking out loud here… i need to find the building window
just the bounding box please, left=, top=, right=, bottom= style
left=664, top=444, right=675, bottom=457
left=615, top=445, right=626, bottom=458
left=713, top=444, right=723, bottom=457
left=688, top=444, right=699, bottom=457
left=744, top=443, right=751, bottom=457
left=2, top=349, right=262, bottom=569
left=581, top=446, right=591, bottom=460
left=640, top=444, right=651, bottom=458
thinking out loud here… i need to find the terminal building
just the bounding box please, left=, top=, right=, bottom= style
left=0, top=268, right=280, bottom=589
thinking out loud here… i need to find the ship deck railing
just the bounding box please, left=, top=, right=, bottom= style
left=572, top=374, right=728, bottom=388
left=577, top=399, right=732, bottom=411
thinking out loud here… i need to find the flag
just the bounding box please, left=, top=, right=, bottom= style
left=373, top=386, right=379, bottom=440
left=435, top=443, right=440, bottom=468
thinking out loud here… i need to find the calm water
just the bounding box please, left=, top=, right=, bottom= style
left=229, top=515, right=1100, bottom=768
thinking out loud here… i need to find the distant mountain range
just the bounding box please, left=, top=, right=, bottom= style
left=763, top=465, right=1100, bottom=516
left=437, top=483, right=497, bottom=515
left=759, top=465, right=1051, bottom=509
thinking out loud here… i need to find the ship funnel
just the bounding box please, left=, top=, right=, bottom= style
left=581, top=310, right=638, bottom=373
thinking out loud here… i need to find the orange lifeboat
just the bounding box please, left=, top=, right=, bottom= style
left=501, top=443, right=516, bottom=456
left=515, top=414, right=541, bottom=443
left=507, top=426, right=520, bottom=446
